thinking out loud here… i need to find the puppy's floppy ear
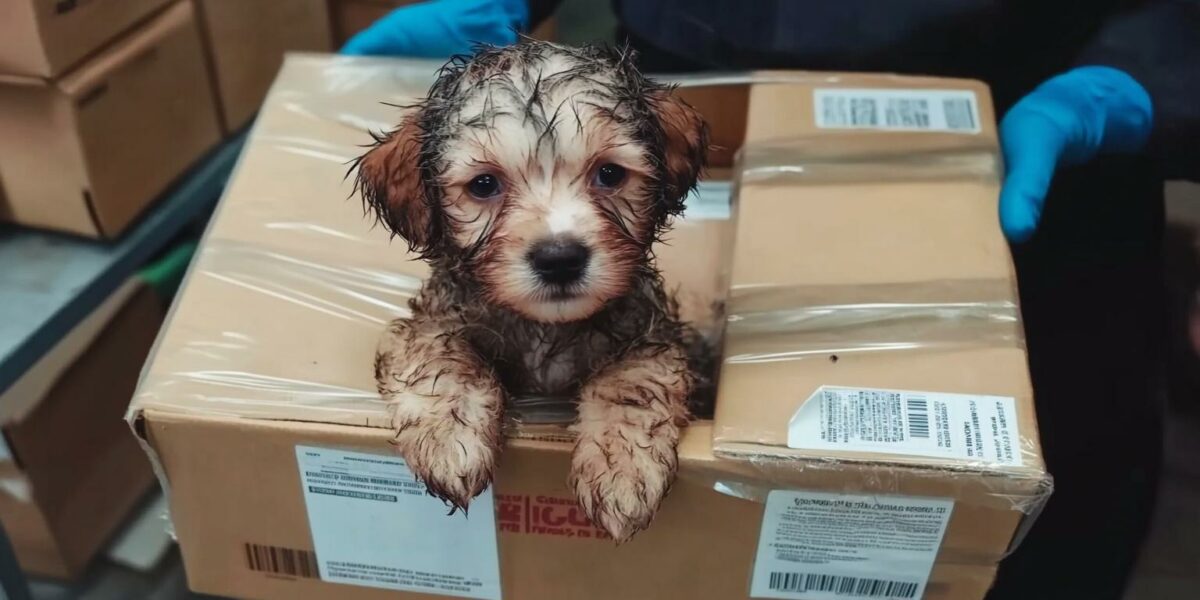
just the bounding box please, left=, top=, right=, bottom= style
left=354, top=115, right=435, bottom=252
left=648, top=89, right=709, bottom=212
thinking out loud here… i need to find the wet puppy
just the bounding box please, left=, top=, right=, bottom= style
left=354, top=40, right=707, bottom=542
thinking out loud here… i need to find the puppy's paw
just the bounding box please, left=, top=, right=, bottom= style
left=569, top=415, right=679, bottom=543
left=388, top=390, right=503, bottom=511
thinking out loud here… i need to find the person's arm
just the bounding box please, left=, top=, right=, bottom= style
left=998, top=0, right=1200, bottom=242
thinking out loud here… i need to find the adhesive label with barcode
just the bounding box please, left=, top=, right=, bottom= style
left=814, top=89, right=981, bottom=133
left=750, top=490, right=953, bottom=600
left=787, top=386, right=1022, bottom=466
left=294, top=445, right=501, bottom=599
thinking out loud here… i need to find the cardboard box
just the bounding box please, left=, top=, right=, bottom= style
left=0, top=280, right=162, bottom=578
left=194, top=0, right=333, bottom=131
left=0, top=0, right=172, bottom=78
left=329, top=0, right=557, bottom=48
left=0, top=1, right=223, bottom=239
left=128, top=55, right=1049, bottom=599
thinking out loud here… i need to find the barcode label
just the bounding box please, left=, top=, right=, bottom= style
left=788, top=386, right=1023, bottom=467
left=245, top=543, right=320, bottom=579
left=751, top=490, right=952, bottom=600
left=906, top=398, right=930, bottom=438
left=296, top=446, right=501, bottom=599
left=815, top=89, right=981, bottom=133
left=768, top=572, right=919, bottom=599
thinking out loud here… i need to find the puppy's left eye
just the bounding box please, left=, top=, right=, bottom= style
left=467, top=174, right=503, bottom=200
left=593, top=163, right=626, bottom=188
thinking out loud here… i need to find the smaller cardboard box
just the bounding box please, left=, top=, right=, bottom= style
left=329, top=0, right=557, bottom=48
left=0, top=280, right=161, bottom=578
left=194, top=0, right=333, bottom=132
left=0, top=0, right=172, bottom=78
left=0, top=1, right=222, bottom=239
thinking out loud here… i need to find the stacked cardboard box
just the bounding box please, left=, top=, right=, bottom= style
left=0, top=0, right=329, bottom=579
left=128, top=55, right=1050, bottom=600
left=0, top=281, right=163, bottom=578
left=193, top=0, right=333, bottom=131
left=0, top=1, right=332, bottom=239
left=0, top=1, right=221, bottom=238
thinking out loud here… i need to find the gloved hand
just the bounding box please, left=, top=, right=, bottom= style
left=999, top=66, right=1153, bottom=243
left=341, top=0, right=528, bottom=58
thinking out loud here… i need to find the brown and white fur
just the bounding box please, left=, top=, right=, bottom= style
left=353, top=41, right=708, bottom=542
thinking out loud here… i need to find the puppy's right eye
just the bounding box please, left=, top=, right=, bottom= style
left=467, top=174, right=502, bottom=200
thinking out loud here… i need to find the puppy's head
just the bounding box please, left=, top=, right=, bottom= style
left=355, top=41, right=708, bottom=323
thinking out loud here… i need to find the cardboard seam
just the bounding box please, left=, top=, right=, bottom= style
left=125, top=409, right=176, bottom=540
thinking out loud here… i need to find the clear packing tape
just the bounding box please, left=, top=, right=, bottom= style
left=725, top=279, right=1023, bottom=363
left=131, top=56, right=1049, bottom=558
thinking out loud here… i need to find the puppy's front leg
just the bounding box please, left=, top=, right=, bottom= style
left=569, top=344, right=692, bottom=542
left=376, top=317, right=503, bottom=511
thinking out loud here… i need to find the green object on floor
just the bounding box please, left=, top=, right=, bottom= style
left=138, top=240, right=198, bottom=301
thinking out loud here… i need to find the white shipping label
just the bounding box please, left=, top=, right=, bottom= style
left=814, top=89, right=981, bottom=134
left=750, top=490, right=953, bottom=600
left=788, top=386, right=1022, bottom=467
left=295, top=446, right=501, bottom=600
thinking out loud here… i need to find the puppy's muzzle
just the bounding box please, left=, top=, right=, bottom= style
left=528, top=238, right=590, bottom=286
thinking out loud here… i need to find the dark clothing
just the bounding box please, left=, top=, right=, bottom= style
left=616, top=0, right=1200, bottom=178
left=576, top=1, right=1200, bottom=598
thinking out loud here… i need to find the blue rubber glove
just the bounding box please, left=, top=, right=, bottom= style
left=999, top=66, right=1153, bottom=243
left=341, top=0, right=528, bottom=58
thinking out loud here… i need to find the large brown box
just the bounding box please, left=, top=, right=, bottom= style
left=0, top=281, right=161, bottom=578
left=0, top=0, right=171, bottom=78
left=0, top=1, right=223, bottom=239
left=128, top=55, right=1049, bottom=600
left=194, top=0, right=333, bottom=131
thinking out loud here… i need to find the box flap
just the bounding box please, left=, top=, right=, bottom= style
left=0, top=73, right=49, bottom=87
left=56, top=1, right=194, bottom=99
left=711, top=74, right=1047, bottom=491
left=0, top=0, right=172, bottom=78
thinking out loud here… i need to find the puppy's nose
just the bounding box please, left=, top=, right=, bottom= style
left=529, top=239, right=590, bottom=285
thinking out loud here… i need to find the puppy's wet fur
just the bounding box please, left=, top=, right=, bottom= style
left=354, top=40, right=709, bottom=542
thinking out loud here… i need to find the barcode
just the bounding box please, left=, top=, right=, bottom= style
left=820, top=96, right=880, bottom=127
left=768, top=571, right=919, bottom=598
left=883, top=98, right=930, bottom=129
left=906, top=398, right=930, bottom=439
left=943, top=98, right=976, bottom=132
left=245, top=543, right=320, bottom=579
left=815, top=89, right=980, bottom=133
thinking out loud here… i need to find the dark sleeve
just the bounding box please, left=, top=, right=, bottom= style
left=1077, top=0, right=1200, bottom=180
left=527, top=0, right=565, bottom=30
